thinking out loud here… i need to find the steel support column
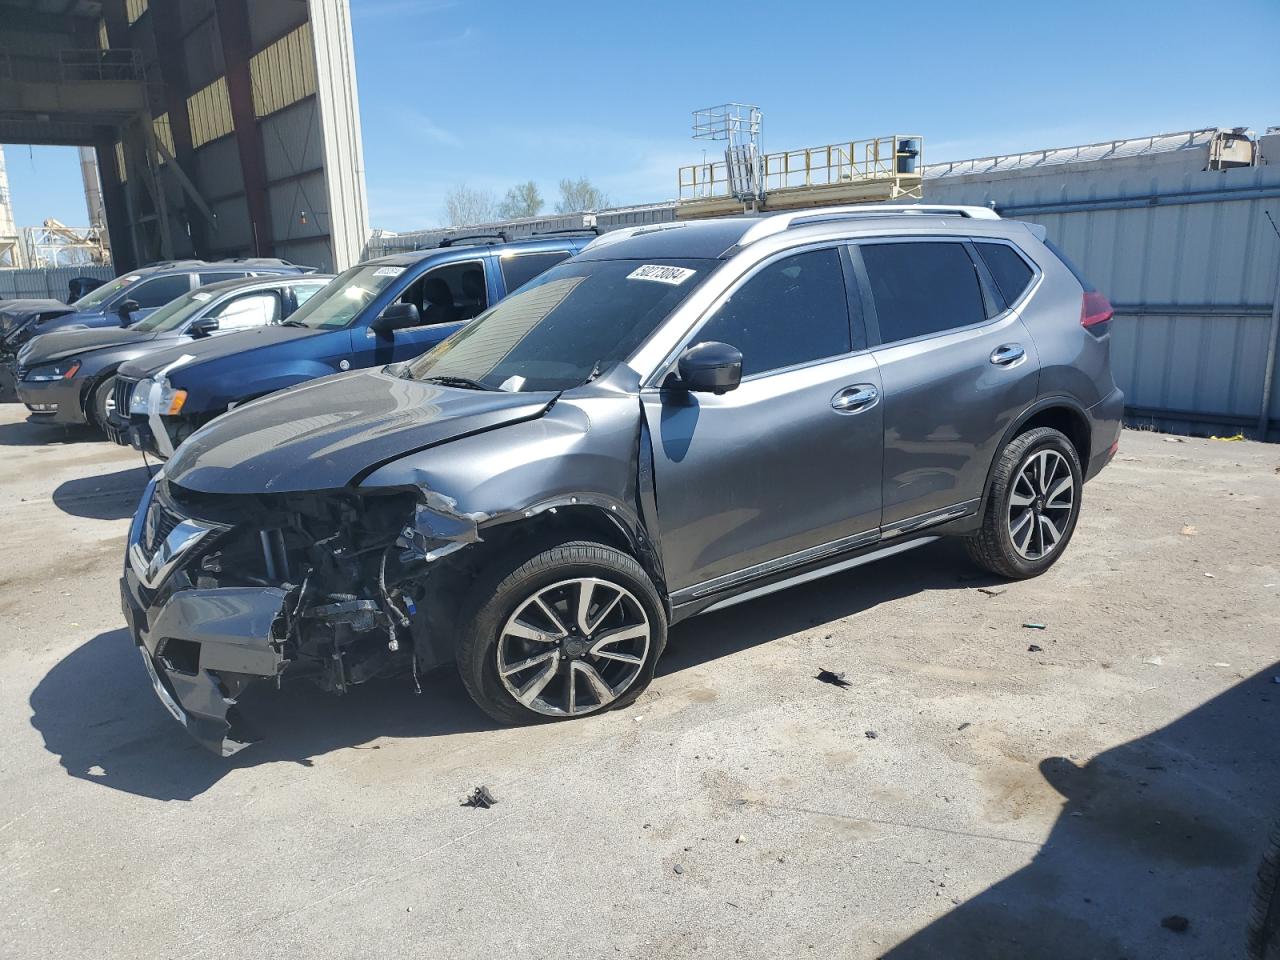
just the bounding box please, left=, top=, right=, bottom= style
left=215, top=0, right=274, bottom=257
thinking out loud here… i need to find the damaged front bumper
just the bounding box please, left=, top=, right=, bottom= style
left=120, top=474, right=484, bottom=756
left=122, top=568, right=289, bottom=755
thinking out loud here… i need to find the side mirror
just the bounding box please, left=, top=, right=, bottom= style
left=370, top=302, right=421, bottom=335
left=116, top=299, right=140, bottom=325
left=188, top=315, right=219, bottom=337
left=676, top=341, right=743, bottom=395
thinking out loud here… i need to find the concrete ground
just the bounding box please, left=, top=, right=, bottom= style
left=0, top=402, right=1276, bottom=960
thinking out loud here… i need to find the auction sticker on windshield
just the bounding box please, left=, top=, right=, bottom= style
left=627, top=264, right=696, bottom=285
left=373, top=267, right=404, bottom=278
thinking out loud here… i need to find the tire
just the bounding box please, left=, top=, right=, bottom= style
left=88, top=375, right=116, bottom=431
left=1248, top=820, right=1280, bottom=960
left=964, top=426, right=1083, bottom=579
left=456, top=540, right=667, bottom=725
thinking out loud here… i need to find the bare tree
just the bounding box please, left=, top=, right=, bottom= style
left=443, top=183, right=498, bottom=227
left=555, top=177, right=609, bottom=214
left=498, top=181, right=544, bottom=220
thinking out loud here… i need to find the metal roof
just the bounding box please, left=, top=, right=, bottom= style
left=924, top=128, right=1220, bottom=179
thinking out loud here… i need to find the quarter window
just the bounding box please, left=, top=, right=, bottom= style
left=199, top=271, right=248, bottom=285
left=130, top=274, right=192, bottom=308
left=976, top=242, right=1035, bottom=306
left=500, top=251, right=572, bottom=293
left=695, top=248, right=852, bottom=377
left=861, top=242, right=986, bottom=344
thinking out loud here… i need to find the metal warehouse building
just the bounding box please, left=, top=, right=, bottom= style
left=0, top=0, right=367, bottom=273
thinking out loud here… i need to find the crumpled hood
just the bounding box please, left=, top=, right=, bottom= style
left=117, top=324, right=320, bottom=380
left=0, top=299, right=74, bottom=334
left=19, top=326, right=162, bottom=367
left=164, top=368, right=557, bottom=494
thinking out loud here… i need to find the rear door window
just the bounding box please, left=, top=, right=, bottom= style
left=500, top=251, right=572, bottom=293
left=130, top=274, right=193, bottom=308
left=975, top=242, right=1035, bottom=306
left=210, top=291, right=281, bottom=330
left=860, top=241, right=986, bottom=344
left=695, top=247, right=852, bottom=377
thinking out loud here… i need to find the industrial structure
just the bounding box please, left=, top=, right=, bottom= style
left=367, top=125, right=1280, bottom=442
left=0, top=0, right=368, bottom=273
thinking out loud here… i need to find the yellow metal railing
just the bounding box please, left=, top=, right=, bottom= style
left=678, top=135, right=923, bottom=201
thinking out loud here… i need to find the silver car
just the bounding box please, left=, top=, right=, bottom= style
left=121, top=205, right=1123, bottom=754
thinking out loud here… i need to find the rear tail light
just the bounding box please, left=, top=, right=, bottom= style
left=1081, top=291, right=1114, bottom=329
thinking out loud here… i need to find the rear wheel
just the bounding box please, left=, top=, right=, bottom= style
left=88, top=375, right=117, bottom=431
left=965, top=426, right=1083, bottom=579
left=456, top=540, right=667, bottom=725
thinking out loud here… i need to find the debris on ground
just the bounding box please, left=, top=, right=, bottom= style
left=977, top=587, right=1006, bottom=597
left=673, top=864, right=685, bottom=875
left=1180, top=525, right=1197, bottom=536
left=957, top=722, right=972, bottom=731
left=1027, top=644, right=1044, bottom=653
left=460, top=785, right=497, bottom=809
left=735, top=835, right=747, bottom=844
left=1164, top=437, right=1186, bottom=443
left=1160, top=915, right=1190, bottom=933
left=1023, top=622, right=1047, bottom=630
left=816, top=669, right=853, bottom=689
left=864, top=730, right=879, bottom=740
left=1210, top=433, right=1244, bottom=442
left=1144, top=656, right=1164, bottom=666
left=1204, top=572, right=1215, bottom=578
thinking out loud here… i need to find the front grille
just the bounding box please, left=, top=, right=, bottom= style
left=14, top=364, right=27, bottom=380
left=114, top=377, right=137, bottom=418
left=143, top=499, right=181, bottom=554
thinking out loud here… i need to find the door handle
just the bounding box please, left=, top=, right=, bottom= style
left=990, top=343, right=1026, bottom=367
left=831, top=384, right=879, bottom=413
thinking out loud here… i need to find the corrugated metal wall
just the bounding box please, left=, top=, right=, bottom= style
left=0, top=266, right=116, bottom=301
left=924, top=133, right=1280, bottom=439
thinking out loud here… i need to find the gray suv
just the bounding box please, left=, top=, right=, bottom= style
left=120, top=205, right=1123, bottom=754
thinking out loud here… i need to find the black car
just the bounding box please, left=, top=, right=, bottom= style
left=13, top=274, right=331, bottom=430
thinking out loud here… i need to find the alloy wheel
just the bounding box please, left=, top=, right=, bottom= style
left=496, top=577, right=651, bottom=717
left=1007, top=449, right=1075, bottom=561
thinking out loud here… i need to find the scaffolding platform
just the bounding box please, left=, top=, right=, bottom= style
left=677, top=134, right=924, bottom=219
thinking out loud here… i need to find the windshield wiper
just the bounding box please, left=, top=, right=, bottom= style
left=280, top=319, right=309, bottom=327
left=421, top=375, right=495, bottom=391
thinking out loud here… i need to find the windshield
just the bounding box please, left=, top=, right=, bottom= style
left=70, top=274, right=138, bottom=309
left=403, top=258, right=713, bottom=392
left=283, top=264, right=401, bottom=330
left=131, top=289, right=214, bottom=333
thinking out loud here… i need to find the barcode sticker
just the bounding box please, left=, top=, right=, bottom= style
left=627, top=264, right=696, bottom=285
left=373, top=266, right=404, bottom=278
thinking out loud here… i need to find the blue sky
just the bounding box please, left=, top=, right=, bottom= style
left=6, top=0, right=1279, bottom=232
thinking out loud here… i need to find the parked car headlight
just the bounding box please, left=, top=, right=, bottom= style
left=130, top=378, right=188, bottom=416
left=25, top=359, right=81, bottom=381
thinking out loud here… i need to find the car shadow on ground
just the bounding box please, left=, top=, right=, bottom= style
left=29, top=540, right=996, bottom=802
left=879, top=662, right=1279, bottom=960
left=51, top=465, right=152, bottom=520
left=0, top=417, right=103, bottom=446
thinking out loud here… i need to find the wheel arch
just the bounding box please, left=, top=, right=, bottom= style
left=78, top=363, right=123, bottom=420
left=977, top=397, right=1091, bottom=523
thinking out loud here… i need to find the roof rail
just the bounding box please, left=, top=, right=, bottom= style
left=438, top=231, right=509, bottom=248
left=737, top=204, right=1000, bottom=247
left=581, top=222, right=686, bottom=253
left=529, top=227, right=600, bottom=238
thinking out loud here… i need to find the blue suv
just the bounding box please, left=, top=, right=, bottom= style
left=111, top=234, right=591, bottom=457
left=0, top=258, right=313, bottom=355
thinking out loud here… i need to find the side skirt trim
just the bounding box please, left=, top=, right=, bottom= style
left=697, top=536, right=940, bottom=615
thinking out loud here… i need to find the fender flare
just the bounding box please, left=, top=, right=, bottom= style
left=975, top=396, right=1091, bottom=523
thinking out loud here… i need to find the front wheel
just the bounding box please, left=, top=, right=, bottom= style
left=965, top=426, right=1083, bottom=579
left=456, top=541, right=667, bottom=725
left=88, top=375, right=117, bottom=431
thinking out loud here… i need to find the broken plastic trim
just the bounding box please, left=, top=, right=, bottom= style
left=396, top=489, right=488, bottom=562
